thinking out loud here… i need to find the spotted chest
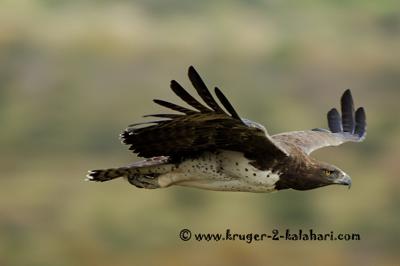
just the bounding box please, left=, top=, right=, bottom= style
left=173, top=150, right=281, bottom=192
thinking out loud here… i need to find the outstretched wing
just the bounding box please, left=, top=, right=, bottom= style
left=272, top=89, right=366, bottom=155
left=121, top=66, right=287, bottom=168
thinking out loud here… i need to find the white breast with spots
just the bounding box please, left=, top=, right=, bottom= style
left=173, top=150, right=281, bottom=192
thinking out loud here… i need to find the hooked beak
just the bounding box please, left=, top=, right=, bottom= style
left=334, top=174, right=352, bottom=189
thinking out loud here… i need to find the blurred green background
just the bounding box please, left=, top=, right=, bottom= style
left=1, top=0, right=399, bottom=265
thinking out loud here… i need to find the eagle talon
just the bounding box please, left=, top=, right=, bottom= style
left=127, top=175, right=160, bottom=189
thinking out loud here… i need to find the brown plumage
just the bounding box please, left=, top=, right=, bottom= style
left=87, top=66, right=366, bottom=192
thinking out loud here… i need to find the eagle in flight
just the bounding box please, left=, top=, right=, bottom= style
left=87, top=66, right=366, bottom=192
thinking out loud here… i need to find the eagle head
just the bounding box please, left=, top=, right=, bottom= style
left=313, top=163, right=351, bottom=189
left=276, top=161, right=352, bottom=191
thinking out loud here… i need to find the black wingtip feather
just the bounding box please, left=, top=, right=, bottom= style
left=143, top=113, right=182, bottom=119
left=187, top=66, right=225, bottom=113
left=153, top=99, right=196, bottom=115
left=355, top=107, right=366, bottom=138
left=327, top=108, right=342, bottom=133
left=343, top=88, right=352, bottom=96
left=341, top=89, right=355, bottom=133
left=325, top=89, right=366, bottom=141
left=170, top=80, right=210, bottom=112
left=214, top=87, right=241, bottom=120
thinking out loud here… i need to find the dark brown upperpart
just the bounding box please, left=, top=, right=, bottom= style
left=121, top=66, right=287, bottom=167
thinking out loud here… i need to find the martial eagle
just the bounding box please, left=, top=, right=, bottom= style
left=87, top=66, right=366, bottom=192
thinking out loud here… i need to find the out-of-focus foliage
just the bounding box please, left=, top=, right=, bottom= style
left=0, top=1, right=399, bottom=265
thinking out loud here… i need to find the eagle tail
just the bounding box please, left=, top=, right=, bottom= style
left=86, top=157, right=173, bottom=183
left=86, top=167, right=132, bottom=182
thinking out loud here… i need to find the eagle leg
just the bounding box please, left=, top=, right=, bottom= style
left=126, top=174, right=161, bottom=189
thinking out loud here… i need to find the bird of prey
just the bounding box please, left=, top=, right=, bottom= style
left=86, top=66, right=366, bottom=192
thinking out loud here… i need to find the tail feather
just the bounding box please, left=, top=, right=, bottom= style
left=86, top=156, right=174, bottom=183
left=86, top=167, right=130, bottom=182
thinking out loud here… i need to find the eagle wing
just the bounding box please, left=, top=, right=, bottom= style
left=272, top=89, right=366, bottom=155
left=121, top=66, right=288, bottom=168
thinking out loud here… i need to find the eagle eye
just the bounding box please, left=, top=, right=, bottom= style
left=324, top=169, right=333, bottom=176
